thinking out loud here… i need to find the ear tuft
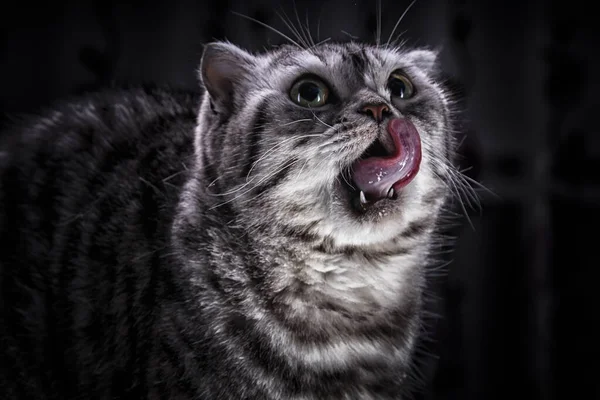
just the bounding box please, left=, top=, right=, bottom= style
left=200, top=42, right=256, bottom=110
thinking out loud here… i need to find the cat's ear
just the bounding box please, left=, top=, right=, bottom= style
left=200, top=42, right=256, bottom=111
left=407, top=49, right=440, bottom=75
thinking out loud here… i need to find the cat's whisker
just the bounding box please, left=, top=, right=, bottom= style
left=444, top=173, right=476, bottom=230
left=341, top=30, right=360, bottom=40
left=455, top=132, right=469, bottom=150
left=162, top=169, right=187, bottom=182
left=385, top=0, right=417, bottom=48
left=207, top=176, right=220, bottom=188
left=295, top=158, right=311, bottom=180
left=435, top=153, right=493, bottom=208
left=207, top=136, right=311, bottom=197
left=312, top=37, right=332, bottom=48
left=316, top=6, right=322, bottom=41
left=305, top=10, right=316, bottom=48
left=220, top=164, right=302, bottom=211
left=244, top=133, right=322, bottom=183
left=340, top=166, right=356, bottom=191
left=209, top=158, right=302, bottom=211
left=376, top=0, right=382, bottom=47
left=292, top=0, right=314, bottom=48
left=281, top=118, right=313, bottom=126
left=308, top=110, right=334, bottom=130
left=232, top=11, right=303, bottom=49
left=139, top=176, right=165, bottom=198
left=277, top=11, right=309, bottom=49
left=388, top=30, right=409, bottom=49
left=453, top=172, right=483, bottom=210
left=426, top=152, right=477, bottom=229
left=456, top=170, right=497, bottom=198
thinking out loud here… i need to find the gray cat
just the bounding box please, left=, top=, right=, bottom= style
left=0, top=39, right=462, bottom=399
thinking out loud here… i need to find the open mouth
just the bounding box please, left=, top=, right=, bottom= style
left=362, top=138, right=392, bottom=159
left=347, top=118, right=422, bottom=212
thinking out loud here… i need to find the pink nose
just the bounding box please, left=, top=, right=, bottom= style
left=361, top=103, right=390, bottom=122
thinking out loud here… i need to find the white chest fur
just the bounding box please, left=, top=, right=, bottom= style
left=297, top=250, right=422, bottom=311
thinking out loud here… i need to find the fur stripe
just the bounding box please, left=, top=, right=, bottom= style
left=240, top=99, right=269, bottom=180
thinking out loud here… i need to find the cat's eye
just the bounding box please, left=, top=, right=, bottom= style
left=388, top=72, right=414, bottom=99
left=289, top=78, right=330, bottom=108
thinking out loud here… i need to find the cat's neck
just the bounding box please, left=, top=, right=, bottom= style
left=173, top=173, right=426, bottom=329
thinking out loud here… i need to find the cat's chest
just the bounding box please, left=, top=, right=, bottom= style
left=293, top=251, right=417, bottom=309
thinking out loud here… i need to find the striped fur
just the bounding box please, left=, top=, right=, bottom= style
left=0, top=40, right=459, bottom=399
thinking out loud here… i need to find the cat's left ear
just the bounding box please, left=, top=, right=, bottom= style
left=200, top=42, right=256, bottom=111
left=407, top=49, right=440, bottom=75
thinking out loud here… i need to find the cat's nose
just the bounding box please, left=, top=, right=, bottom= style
left=359, top=103, right=391, bottom=123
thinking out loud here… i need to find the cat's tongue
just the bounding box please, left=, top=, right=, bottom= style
left=351, top=118, right=422, bottom=201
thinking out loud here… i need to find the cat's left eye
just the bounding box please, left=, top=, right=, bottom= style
left=388, top=72, right=414, bottom=99
left=289, top=78, right=330, bottom=108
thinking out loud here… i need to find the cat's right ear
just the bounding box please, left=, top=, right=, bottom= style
left=200, top=42, right=256, bottom=112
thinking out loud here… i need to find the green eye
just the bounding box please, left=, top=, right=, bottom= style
left=290, top=78, right=330, bottom=108
left=388, top=72, right=414, bottom=99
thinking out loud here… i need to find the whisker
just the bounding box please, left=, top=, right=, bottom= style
left=386, top=0, right=417, bottom=48
left=426, top=148, right=481, bottom=230
left=281, top=118, right=313, bottom=126
left=340, top=167, right=356, bottom=191
left=457, top=172, right=497, bottom=197
left=208, top=134, right=322, bottom=197
left=208, top=176, right=220, bottom=188
left=313, top=37, right=332, bottom=47
left=304, top=8, right=316, bottom=47
left=162, top=169, right=187, bottom=182
left=292, top=0, right=314, bottom=47
left=208, top=158, right=302, bottom=211
left=245, top=133, right=322, bottom=182
left=292, top=0, right=313, bottom=48
left=307, top=109, right=334, bottom=129
left=232, top=11, right=303, bottom=49
left=316, top=7, right=322, bottom=41
left=295, top=158, right=311, bottom=180
left=388, top=29, right=409, bottom=48
left=277, top=11, right=308, bottom=49
left=341, top=30, right=360, bottom=40
left=376, top=0, right=382, bottom=46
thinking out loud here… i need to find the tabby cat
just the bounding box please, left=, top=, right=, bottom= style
left=0, top=39, right=460, bottom=399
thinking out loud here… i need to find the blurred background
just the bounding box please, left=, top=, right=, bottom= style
left=1, top=0, right=598, bottom=398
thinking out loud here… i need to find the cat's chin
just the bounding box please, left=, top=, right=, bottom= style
left=337, top=175, right=406, bottom=217
left=325, top=178, right=414, bottom=246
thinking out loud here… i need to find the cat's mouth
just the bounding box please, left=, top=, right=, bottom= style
left=347, top=118, right=422, bottom=212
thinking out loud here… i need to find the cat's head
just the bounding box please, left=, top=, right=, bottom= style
left=195, top=41, right=455, bottom=247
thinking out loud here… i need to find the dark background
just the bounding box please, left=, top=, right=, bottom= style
left=1, top=0, right=599, bottom=398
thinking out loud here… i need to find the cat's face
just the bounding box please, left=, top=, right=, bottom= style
left=196, top=41, right=454, bottom=247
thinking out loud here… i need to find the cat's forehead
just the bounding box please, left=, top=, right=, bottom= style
left=265, top=42, right=400, bottom=71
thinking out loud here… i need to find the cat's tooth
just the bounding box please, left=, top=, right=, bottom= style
left=359, top=190, right=368, bottom=206
left=359, top=191, right=368, bottom=205
left=387, top=188, right=395, bottom=199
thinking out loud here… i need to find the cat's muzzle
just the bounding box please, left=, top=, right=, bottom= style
left=350, top=118, right=422, bottom=210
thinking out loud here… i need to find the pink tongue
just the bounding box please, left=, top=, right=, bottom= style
left=351, top=118, right=422, bottom=200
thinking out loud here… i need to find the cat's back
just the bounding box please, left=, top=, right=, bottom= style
left=0, top=86, right=200, bottom=181
left=0, top=87, right=200, bottom=399
left=0, top=86, right=200, bottom=242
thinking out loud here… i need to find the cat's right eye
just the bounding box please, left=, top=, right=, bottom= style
left=289, top=77, right=330, bottom=108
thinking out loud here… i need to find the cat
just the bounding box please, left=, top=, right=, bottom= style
left=0, top=38, right=463, bottom=399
